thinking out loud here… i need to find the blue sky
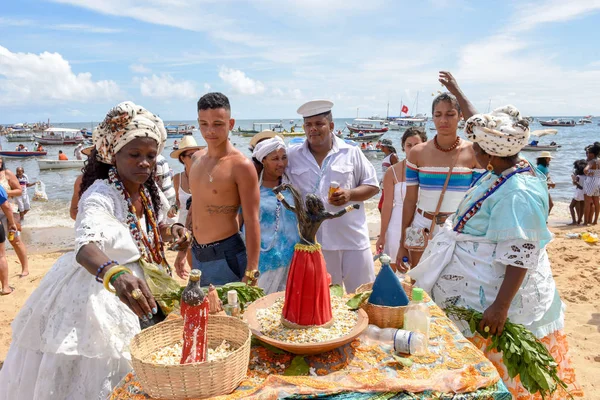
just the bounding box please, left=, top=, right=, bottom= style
left=1, top=0, right=600, bottom=123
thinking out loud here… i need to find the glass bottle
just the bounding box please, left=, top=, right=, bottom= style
left=223, top=290, right=241, bottom=318
left=180, top=269, right=209, bottom=364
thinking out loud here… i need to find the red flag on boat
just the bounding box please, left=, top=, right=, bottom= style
left=401, top=105, right=409, bottom=114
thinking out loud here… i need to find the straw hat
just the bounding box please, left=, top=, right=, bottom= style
left=81, top=145, right=94, bottom=157
left=538, top=151, right=553, bottom=159
left=249, top=130, right=283, bottom=150
left=170, top=135, right=205, bottom=159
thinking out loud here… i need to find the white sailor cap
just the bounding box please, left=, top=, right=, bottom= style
left=297, top=100, right=334, bottom=118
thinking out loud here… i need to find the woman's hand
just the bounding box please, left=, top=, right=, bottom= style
left=174, top=250, right=189, bottom=279
left=171, top=224, right=191, bottom=251
left=396, top=245, right=410, bottom=272
left=112, top=273, right=158, bottom=321
left=167, top=204, right=178, bottom=218
left=479, top=301, right=509, bottom=336
left=439, top=71, right=460, bottom=94
left=375, top=235, right=385, bottom=255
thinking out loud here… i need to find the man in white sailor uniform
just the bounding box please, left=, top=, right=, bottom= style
left=286, top=100, right=378, bottom=293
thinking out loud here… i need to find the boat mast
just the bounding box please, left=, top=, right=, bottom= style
left=386, top=101, right=389, bottom=120
left=487, top=99, right=492, bottom=113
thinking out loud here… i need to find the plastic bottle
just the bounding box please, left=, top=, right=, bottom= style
left=403, top=287, right=431, bottom=339
left=362, top=324, right=427, bottom=355
left=180, top=269, right=209, bottom=364
left=224, top=290, right=241, bottom=318
left=396, top=256, right=411, bottom=281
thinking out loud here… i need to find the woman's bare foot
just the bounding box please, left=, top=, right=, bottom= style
left=18, top=271, right=29, bottom=278
left=1, top=286, right=14, bottom=295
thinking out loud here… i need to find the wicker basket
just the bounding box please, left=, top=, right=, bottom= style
left=130, top=315, right=251, bottom=399
left=356, top=281, right=413, bottom=329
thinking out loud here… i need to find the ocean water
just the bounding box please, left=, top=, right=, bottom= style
left=1, top=117, right=597, bottom=230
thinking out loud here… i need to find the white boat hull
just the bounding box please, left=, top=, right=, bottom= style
left=522, top=145, right=560, bottom=152
left=38, top=159, right=85, bottom=170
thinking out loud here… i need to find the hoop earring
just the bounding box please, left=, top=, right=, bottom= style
left=486, top=161, right=494, bottom=172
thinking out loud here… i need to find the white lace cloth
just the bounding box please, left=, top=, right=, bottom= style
left=409, top=221, right=562, bottom=339
left=0, top=180, right=170, bottom=400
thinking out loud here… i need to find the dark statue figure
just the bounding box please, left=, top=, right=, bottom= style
left=273, top=183, right=359, bottom=245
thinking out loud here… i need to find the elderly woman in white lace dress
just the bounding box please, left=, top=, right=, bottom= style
left=0, top=101, right=191, bottom=399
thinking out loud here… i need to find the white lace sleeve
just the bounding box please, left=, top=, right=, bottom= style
left=495, top=239, right=541, bottom=269
left=75, top=180, right=124, bottom=255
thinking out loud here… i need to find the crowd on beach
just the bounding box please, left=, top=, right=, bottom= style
left=0, top=71, right=592, bottom=399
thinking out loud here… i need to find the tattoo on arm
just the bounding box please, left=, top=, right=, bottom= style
left=205, top=205, right=239, bottom=215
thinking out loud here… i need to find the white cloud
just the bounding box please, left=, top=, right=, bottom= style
left=67, top=108, right=84, bottom=116
left=203, top=83, right=211, bottom=92
left=218, top=67, right=265, bottom=95
left=138, top=74, right=198, bottom=100
left=50, top=0, right=272, bottom=47
left=511, top=0, right=600, bottom=32
left=49, top=23, right=122, bottom=33
left=272, top=87, right=302, bottom=100
left=130, top=63, right=151, bottom=74
left=0, top=45, right=121, bottom=106
left=0, top=17, right=121, bottom=33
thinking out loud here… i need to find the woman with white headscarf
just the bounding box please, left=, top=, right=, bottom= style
left=0, top=101, right=191, bottom=399
left=410, top=106, right=583, bottom=398
left=241, top=136, right=299, bottom=294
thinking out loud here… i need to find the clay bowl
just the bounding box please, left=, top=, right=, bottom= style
left=243, top=291, right=368, bottom=355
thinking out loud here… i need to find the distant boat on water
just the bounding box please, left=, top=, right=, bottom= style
left=539, top=119, right=576, bottom=127
left=35, top=128, right=85, bottom=145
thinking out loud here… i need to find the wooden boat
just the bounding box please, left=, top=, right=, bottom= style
left=165, top=124, right=194, bottom=138
left=234, top=122, right=283, bottom=136
left=345, top=119, right=389, bottom=134
left=5, top=129, right=34, bottom=142
left=0, top=151, right=47, bottom=158
left=521, top=144, right=560, bottom=152
left=539, top=119, right=576, bottom=127
left=281, top=129, right=305, bottom=137
left=344, top=132, right=385, bottom=142
left=361, top=148, right=383, bottom=154
left=35, top=128, right=85, bottom=145
left=37, top=159, right=86, bottom=170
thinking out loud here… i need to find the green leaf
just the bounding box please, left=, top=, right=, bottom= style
left=468, top=317, right=477, bottom=334
left=346, top=291, right=371, bottom=310
left=392, top=354, right=413, bottom=368
left=251, top=336, right=287, bottom=354
left=329, top=284, right=344, bottom=298
left=283, top=356, right=310, bottom=376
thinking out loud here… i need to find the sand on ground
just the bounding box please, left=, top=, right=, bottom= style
left=0, top=224, right=599, bottom=397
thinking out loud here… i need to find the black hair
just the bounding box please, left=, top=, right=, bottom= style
left=197, top=92, right=231, bottom=112
left=0, top=156, right=4, bottom=171
left=432, top=92, right=461, bottom=114
left=304, top=111, right=333, bottom=122
left=79, top=148, right=162, bottom=215
left=401, top=126, right=428, bottom=151
left=573, top=159, right=587, bottom=176
left=536, top=157, right=550, bottom=167
left=587, top=141, right=600, bottom=157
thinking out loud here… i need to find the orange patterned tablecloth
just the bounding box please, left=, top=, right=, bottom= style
left=111, top=295, right=510, bottom=399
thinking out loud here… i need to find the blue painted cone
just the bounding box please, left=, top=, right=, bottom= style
left=368, top=254, right=410, bottom=307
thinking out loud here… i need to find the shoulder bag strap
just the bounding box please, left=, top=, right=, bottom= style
left=427, top=143, right=463, bottom=238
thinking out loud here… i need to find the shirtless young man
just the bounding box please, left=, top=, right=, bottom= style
left=397, top=71, right=481, bottom=270
left=184, top=92, right=260, bottom=285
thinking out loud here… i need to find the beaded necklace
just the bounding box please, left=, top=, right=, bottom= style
left=453, top=163, right=531, bottom=233
left=108, top=167, right=171, bottom=275
left=434, top=135, right=461, bottom=152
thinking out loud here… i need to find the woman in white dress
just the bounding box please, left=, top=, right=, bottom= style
left=376, top=127, right=427, bottom=268
left=0, top=101, right=191, bottom=400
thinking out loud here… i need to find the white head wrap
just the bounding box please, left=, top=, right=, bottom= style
left=252, top=135, right=286, bottom=163
left=464, top=105, right=530, bottom=157
left=92, top=101, right=167, bottom=165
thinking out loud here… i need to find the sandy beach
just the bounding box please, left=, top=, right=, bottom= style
left=1, top=221, right=599, bottom=398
